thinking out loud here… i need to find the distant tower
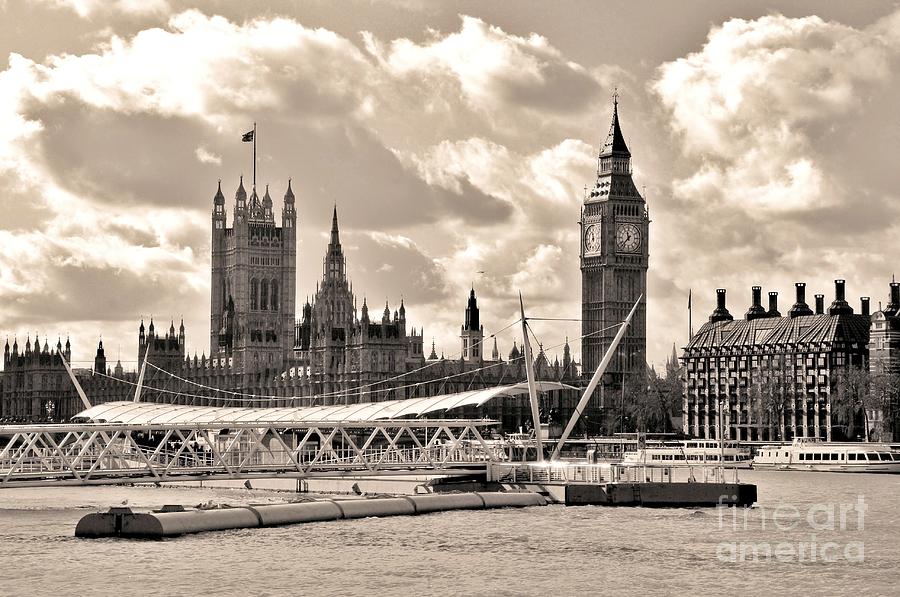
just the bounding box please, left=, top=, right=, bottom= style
left=138, top=319, right=146, bottom=358
left=210, top=177, right=297, bottom=372
left=460, top=288, right=484, bottom=362
left=581, top=96, right=649, bottom=402
left=94, top=339, right=106, bottom=374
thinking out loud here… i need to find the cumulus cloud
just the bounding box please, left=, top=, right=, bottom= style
left=365, top=16, right=599, bottom=116
left=194, top=146, right=221, bottom=165
left=647, top=9, right=900, bottom=365
left=40, top=0, right=170, bottom=18
left=654, top=13, right=896, bottom=213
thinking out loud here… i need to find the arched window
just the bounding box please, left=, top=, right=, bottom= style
left=271, top=279, right=279, bottom=311
left=250, top=279, right=258, bottom=310
left=260, top=280, right=269, bottom=311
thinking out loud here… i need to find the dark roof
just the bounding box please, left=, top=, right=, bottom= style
left=685, top=313, right=870, bottom=352
left=600, top=101, right=630, bottom=157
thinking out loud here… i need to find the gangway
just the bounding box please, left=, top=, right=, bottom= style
left=0, top=419, right=502, bottom=488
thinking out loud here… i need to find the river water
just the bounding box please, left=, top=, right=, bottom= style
left=0, top=471, right=898, bottom=596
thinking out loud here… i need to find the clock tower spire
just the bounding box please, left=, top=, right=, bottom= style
left=580, top=96, right=649, bottom=427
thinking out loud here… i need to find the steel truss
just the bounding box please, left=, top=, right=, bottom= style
left=0, top=420, right=503, bottom=488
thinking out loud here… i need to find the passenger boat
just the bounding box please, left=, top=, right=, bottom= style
left=752, top=438, right=900, bottom=473
left=620, top=440, right=753, bottom=468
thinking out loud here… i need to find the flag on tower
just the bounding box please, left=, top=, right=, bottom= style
left=242, top=129, right=254, bottom=142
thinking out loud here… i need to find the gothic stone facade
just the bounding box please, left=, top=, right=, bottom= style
left=210, top=178, right=297, bottom=379
left=2, top=178, right=580, bottom=429
left=580, top=100, right=649, bottom=415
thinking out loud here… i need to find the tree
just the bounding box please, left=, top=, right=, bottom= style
left=750, top=356, right=790, bottom=441
left=867, top=370, right=900, bottom=441
left=831, top=366, right=872, bottom=441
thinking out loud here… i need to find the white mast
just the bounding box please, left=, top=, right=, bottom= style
left=133, top=347, right=149, bottom=403
left=519, top=292, right=544, bottom=462
left=551, top=295, right=642, bottom=460
left=60, top=354, right=92, bottom=410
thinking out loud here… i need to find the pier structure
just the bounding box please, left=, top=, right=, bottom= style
left=0, top=418, right=499, bottom=488
left=0, top=382, right=572, bottom=488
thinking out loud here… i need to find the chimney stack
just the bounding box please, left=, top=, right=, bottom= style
left=789, top=282, right=813, bottom=318
left=815, top=294, right=825, bottom=315
left=861, top=297, right=870, bottom=317
left=888, top=282, right=900, bottom=314
left=767, top=292, right=781, bottom=318
left=828, top=279, right=853, bottom=315
left=745, top=286, right=766, bottom=321
left=709, top=288, right=734, bottom=323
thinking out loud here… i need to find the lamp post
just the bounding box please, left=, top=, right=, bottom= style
left=717, top=395, right=726, bottom=480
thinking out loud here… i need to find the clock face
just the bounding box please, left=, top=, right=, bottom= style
left=584, top=224, right=601, bottom=253
left=615, top=223, right=641, bottom=253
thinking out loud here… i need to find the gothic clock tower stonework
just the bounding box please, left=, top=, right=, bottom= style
left=581, top=100, right=649, bottom=407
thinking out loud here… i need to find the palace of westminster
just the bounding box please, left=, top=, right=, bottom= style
left=2, top=102, right=898, bottom=440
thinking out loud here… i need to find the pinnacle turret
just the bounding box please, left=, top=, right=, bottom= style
left=262, top=184, right=274, bottom=220
left=235, top=175, right=247, bottom=210
left=284, top=178, right=295, bottom=201
left=213, top=180, right=225, bottom=204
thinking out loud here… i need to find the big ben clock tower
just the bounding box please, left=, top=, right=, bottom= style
left=581, top=97, right=649, bottom=412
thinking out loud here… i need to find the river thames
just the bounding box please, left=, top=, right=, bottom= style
left=1, top=470, right=898, bottom=596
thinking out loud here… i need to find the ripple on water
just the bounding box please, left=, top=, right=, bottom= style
left=0, top=473, right=898, bottom=596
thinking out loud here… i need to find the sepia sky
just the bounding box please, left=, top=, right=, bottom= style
left=1, top=0, right=899, bottom=370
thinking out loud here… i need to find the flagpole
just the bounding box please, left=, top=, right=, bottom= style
left=688, top=289, right=693, bottom=340
left=253, top=122, right=257, bottom=188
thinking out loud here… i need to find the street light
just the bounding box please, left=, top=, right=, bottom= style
left=717, top=395, right=726, bottom=480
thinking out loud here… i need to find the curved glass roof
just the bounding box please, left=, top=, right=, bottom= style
left=74, top=381, right=574, bottom=425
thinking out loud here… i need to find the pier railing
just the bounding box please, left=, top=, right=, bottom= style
left=488, top=462, right=740, bottom=485
left=0, top=420, right=504, bottom=488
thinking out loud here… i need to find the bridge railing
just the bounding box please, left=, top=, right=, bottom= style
left=0, top=419, right=504, bottom=487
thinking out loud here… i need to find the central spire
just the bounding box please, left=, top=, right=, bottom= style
left=600, top=93, right=631, bottom=158
left=589, top=94, right=639, bottom=199
left=330, top=204, right=340, bottom=246
left=323, top=205, right=346, bottom=282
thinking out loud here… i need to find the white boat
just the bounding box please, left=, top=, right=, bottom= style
left=621, top=440, right=752, bottom=468
left=752, top=438, right=900, bottom=473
